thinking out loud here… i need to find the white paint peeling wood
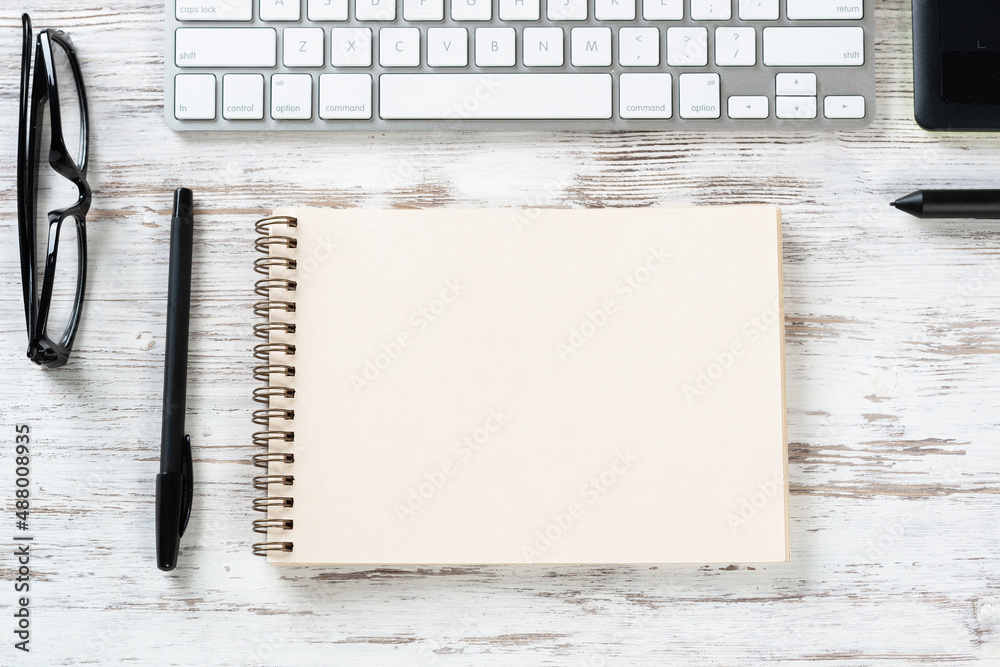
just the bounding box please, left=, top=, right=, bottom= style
left=0, top=0, right=999, bottom=664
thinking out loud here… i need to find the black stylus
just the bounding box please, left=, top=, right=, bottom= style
left=156, top=188, right=195, bottom=572
left=891, top=190, right=1000, bottom=219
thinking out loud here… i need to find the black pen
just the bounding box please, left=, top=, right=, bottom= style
left=891, top=190, right=1000, bottom=219
left=156, top=188, right=195, bottom=572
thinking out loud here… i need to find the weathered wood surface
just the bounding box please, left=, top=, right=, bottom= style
left=1, top=1, right=1000, bottom=664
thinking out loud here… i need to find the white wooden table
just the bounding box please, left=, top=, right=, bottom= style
left=2, top=1, right=1000, bottom=664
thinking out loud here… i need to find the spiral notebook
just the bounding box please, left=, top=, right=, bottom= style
left=252, top=207, right=788, bottom=565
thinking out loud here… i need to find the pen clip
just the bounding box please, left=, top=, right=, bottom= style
left=179, top=435, right=193, bottom=537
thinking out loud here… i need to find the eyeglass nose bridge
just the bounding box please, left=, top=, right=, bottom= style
left=44, top=174, right=92, bottom=219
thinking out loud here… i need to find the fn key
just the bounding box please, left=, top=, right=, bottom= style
left=175, top=74, right=217, bottom=120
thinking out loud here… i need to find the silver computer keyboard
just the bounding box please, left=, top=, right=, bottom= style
left=165, top=0, right=874, bottom=131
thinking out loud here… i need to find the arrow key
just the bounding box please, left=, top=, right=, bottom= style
left=776, top=72, right=816, bottom=96
left=728, top=95, right=769, bottom=119
left=823, top=95, right=866, bottom=119
left=776, top=96, right=817, bottom=119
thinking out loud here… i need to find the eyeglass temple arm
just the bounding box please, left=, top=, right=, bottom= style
left=17, top=14, right=36, bottom=338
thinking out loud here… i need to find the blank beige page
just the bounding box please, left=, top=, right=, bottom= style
left=263, top=206, right=787, bottom=564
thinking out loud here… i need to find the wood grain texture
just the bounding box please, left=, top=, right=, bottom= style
left=2, top=1, right=1000, bottom=664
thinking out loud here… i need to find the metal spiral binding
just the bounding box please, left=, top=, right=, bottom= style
left=251, top=215, right=298, bottom=557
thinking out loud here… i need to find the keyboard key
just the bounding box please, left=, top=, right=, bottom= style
left=548, top=0, right=587, bottom=21
left=763, top=28, right=864, bottom=67
left=319, top=73, right=372, bottom=118
left=451, top=0, right=492, bottom=20
left=380, top=28, right=421, bottom=67
left=619, top=27, right=659, bottom=67
left=523, top=28, right=565, bottom=66
left=715, top=27, right=755, bottom=66
left=776, top=96, right=817, bottom=119
left=332, top=28, right=372, bottom=66
left=260, top=0, right=301, bottom=20
left=690, top=0, right=730, bottom=20
left=619, top=73, right=671, bottom=118
left=379, top=74, right=612, bottom=119
left=427, top=28, right=469, bottom=67
left=678, top=72, right=720, bottom=119
left=595, top=0, right=635, bottom=21
left=272, top=74, right=313, bottom=119
left=356, top=0, right=396, bottom=20
left=775, top=72, right=816, bottom=96
left=176, top=0, right=252, bottom=21
left=174, top=74, right=216, bottom=120
left=405, top=0, right=445, bottom=20
left=823, top=95, right=865, bottom=119
left=728, top=95, right=768, bottom=118
left=476, top=28, right=516, bottom=66
left=571, top=28, right=611, bottom=67
left=737, top=0, right=777, bottom=20
left=175, top=29, right=277, bottom=68
left=500, top=0, right=541, bottom=20
left=308, top=0, right=348, bottom=20
left=786, top=0, right=862, bottom=20
left=223, top=73, right=264, bottom=119
left=283, top=28, right=325, bottom=67
left=667, top=27, right=708, bottom=67
left=642, top=0, right=682, bottom=20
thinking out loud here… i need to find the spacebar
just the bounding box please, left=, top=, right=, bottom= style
left=379, top=74, right=612, bottom=120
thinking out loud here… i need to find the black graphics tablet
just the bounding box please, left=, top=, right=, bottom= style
left=913, top=0, right=1000, bottom=130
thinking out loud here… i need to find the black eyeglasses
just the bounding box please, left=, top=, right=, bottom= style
left=17, top=13, right=91, bottom=368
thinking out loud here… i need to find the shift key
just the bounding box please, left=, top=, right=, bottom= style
left=175, top=28, right=277, bottom=68
left=762, top=27, right=864, bottom=67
